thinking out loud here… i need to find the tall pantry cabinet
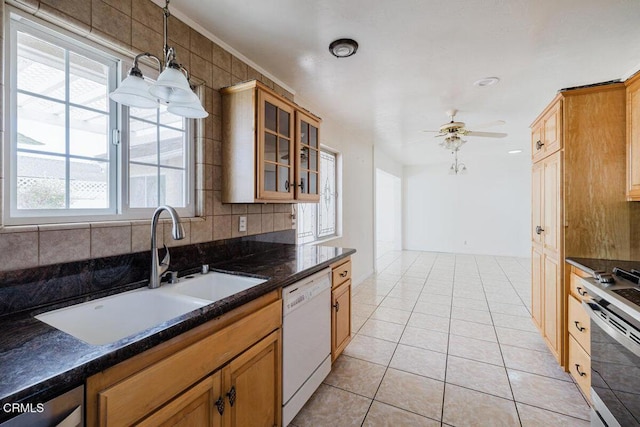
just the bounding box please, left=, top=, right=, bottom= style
left=530, top=82, right=640, bottom=366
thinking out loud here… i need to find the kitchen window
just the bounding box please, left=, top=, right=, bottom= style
left=4, top=12, right=194, bottom=225
left=297, top=148, right=339, bottom=244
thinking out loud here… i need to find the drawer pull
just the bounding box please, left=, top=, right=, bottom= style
left=574, top=364, right=587, bottom=377
left=576, top=287, right=587, bottom=297
left=339, top=271, right=348, bottom=278
left=574, top=321, right=586, bottom=332
left=333, top=301, right=340, bottom=312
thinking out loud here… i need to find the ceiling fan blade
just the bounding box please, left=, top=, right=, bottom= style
left=465, top=131, right=508, bottom=138
left=422, top=130, right=440, bottom=133
left=471, top=120, right=506, bottom=130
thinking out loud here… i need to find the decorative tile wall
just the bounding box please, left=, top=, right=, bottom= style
left=0, top=0, right=297, bottom=272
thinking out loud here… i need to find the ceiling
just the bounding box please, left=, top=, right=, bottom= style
left=168, top=0, right=640, bottom=166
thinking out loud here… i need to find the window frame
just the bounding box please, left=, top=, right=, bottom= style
left=119, top=59, right=196, bottom=219
left=3, top=9, right=196, bottom=225
left=296, top=146, right=341, bottom=245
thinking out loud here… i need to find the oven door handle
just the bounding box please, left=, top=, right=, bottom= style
left=583, top=300, right=640, bottom=358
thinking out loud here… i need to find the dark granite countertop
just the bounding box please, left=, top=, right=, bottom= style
left=0, top=244, right=354, bottom=419
left=566, top=257, right=640, bottom=277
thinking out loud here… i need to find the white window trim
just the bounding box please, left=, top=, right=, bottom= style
left=3, top=8, right=197, bottom=226
left=296, top=145, right=342, bottom=245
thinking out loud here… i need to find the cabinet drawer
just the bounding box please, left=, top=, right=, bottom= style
left=568, top=335, right=591, bottom=401
left=332, top=259, right=351, bottom=287
left=569, top=273, right=591, bottom=302
left=568, top=295, right=590, bottom=354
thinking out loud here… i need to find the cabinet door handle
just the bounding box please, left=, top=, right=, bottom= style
left=536, top=140, right=544, bottom=150
left=297, top=181, right=305, bottom=192
left=535, top=226, right=545, bottom=235
left=574, top=321, right=586, bottom=332
left=339, top=271, right=348, bottom=278
left=284, top=180, right=290, bottom=191
left=576, top=287, right=587, bottom=297
left=227, top=386, right=236, bottom=407
left=575, top=364, right=587, bottom=377
left=215, top=396, right=225, bottom=415
left=333, top=301, right=340, bottom=312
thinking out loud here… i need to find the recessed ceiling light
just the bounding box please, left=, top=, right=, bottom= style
left=329, top=39, right=359, bottom=58
left=474, top=77, right=500, bottom=87
left=508, top=149, right=522, bottom=154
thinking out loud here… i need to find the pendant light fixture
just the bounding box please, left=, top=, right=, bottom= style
left=109, top=0, right=208, bottom=119
left=449, top=149, right=467, bottom=175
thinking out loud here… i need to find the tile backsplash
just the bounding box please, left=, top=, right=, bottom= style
left=0, top=230, right=296, bottom=318
left=0, top=0, right=297, bottom=272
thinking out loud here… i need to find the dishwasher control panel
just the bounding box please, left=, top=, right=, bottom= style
left=282, top=269, right=331, bottom=316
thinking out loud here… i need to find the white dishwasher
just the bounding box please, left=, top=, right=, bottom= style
left=282, top=268, right=332, bottom=426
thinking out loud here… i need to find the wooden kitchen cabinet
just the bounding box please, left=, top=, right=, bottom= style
left=221, top=80, right=321, bottom=203
left=626, top=71, right=640, bottom=200
left=137, top=373, right=221, bottom=427
left=86, top=292, right=282, bottom=427
left=530, top=82, right=640, bottom=368
left=221, top=330, right=280, bottom=427
left=531, top=100, right=561, bottom=163
left=331, top=257, right=352, bottom=362
left=566, top=267, right=593, bottom=400
left=531, top=151, right=562, bottom=360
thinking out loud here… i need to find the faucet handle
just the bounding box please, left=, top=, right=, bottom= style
left=158, top=244, right=171, bottom=277
left=160, top=244, right=171, bottom=267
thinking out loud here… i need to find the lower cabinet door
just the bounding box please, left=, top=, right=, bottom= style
left=137, top=372, right=221, bottom=427
left=332, top=280, right=351, bottom=362
left=222, top=330, right=281, bottom=427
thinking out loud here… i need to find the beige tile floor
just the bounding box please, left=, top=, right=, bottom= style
left=290, top=251, right=591, bottom=427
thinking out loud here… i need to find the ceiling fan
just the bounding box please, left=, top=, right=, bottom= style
left=424, top=109, right=507, bottom=151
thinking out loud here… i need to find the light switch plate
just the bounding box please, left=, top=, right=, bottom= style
left=239, top=216, right=247, bottom=232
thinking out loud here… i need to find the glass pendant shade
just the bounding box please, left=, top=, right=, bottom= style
left=167, top=100, right=208, bottom=118
left=109, top=73, right=157, bottom=108
left=167, top=90, right=208, bottom=118
left=149, top=66, right=193, bottom=103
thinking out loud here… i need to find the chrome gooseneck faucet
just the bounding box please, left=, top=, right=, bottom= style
left=149, top=205, right=185, bottom=289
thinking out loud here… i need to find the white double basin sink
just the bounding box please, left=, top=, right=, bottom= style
left=35, top=272, right=266, bottom=346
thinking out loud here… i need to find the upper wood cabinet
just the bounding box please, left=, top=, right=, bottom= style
left=221, top=80, right=321, bottom=203
left=626, top=71, right=640, bottom=200
left=531, top=100, right=562, bottom=162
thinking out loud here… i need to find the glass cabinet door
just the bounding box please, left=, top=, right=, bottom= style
left=257, top=90, right=294, bottom=200
left=295, top=111, right=321, bottom=202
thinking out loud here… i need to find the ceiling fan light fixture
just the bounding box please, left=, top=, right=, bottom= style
left=473, top=77, right=500, bottom=87
left=329, top=38, right=359, bottom=58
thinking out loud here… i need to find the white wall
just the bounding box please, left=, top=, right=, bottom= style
left=403, top=154, right=531, bottom=257
left=375, top=169, right=402, bottom=253
left=319, top=120, right=375, bottom=285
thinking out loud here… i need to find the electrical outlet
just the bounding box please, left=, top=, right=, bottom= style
left=239, top=216, right=247, bottom=232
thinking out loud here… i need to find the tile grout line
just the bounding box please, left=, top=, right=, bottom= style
left=438, top=252, right=456, bottom=426
left=359, top=251, right=435, bottom=426
left=474, top=254, right=524, bottom=427
left=357, top=250, right=422, bottom=426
